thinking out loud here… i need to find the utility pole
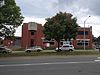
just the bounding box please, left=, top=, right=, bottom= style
left=84, top=16, right=91, bottom=50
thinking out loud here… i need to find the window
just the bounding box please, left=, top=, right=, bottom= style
left=77, top=40, right=89, bottom=46
left=30, top=39, right=34, bottom=46
left=63, top=46, right=69, bottom=47
left=30, top=30, right=36, bottom=35
left=85, top=31, right=88, bottom=35
left=50, top=42, right=54, bottom=45
left=78, top=31, right=84, bottom=35
left=78, top=31, right=88, bottom=35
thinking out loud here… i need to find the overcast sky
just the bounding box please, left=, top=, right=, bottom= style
left=15, top=0, right=100, bottom=37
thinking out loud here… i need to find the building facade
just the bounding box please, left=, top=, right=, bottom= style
left=21, top=22, right=44, bottom=48
left=73, top=26, right=92, bottom=49
left=0, top=37, right=21, bottom=48
left=21, top=22, right=92, bottom=49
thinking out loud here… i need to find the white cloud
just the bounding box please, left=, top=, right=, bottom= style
left=15, top=16, right=46, bottom=36
left=23, top=17, right=46, bottom=25
left=15, top=0, right=100, bottom=37
left=15, top=26, right=22, bottom=37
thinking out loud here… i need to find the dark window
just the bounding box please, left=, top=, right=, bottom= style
left=78, top=31, right=88, bottom=35
left=30, top=30, right=35, bottom=35
left=63, top=46, right=69, bottom=47
left=30, top=39, right=34, bottom=46
left=77, top=40, right=88, bottom=46
left=50, top=42, right=54, bottom=45
left=85, top=31, right=88, bottom=35
left=78, top=31, right=84, bottom=35
left=0, top=47, right=5, bottom=50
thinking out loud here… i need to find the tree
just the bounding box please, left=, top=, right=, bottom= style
left=97, top=36, right=100, bottom=45
left=44, top=12, right=78, bottom=51
left=0, top=0, right=24, bottom=39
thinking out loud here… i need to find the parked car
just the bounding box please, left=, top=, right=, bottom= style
left=95, top=45, right=100, bottom=52
left=0, top=46, right=12, bottom=53
left=96, top=46, right=100, bottom=49
left=96, top=45, right=100, bottom=49
left=25, top=46, right=43, bottom=52
left=55, top=45, right=74, bottom=52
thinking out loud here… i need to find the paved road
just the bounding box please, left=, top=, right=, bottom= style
left=0, top=56, right=100, bottom=75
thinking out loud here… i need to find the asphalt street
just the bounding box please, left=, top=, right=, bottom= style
left=0, top=56, right=100, bottom=75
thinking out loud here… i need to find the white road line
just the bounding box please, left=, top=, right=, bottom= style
left=0, top=61, right=95, bottom=67
left=94, top=57, right=100, bottom=61
left=94, top=60, right=100, bottom=61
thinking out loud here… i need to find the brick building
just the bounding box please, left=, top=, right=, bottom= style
left=0, top=38, right=13, bottom=47
left=21, top=22, right=44, bottom=48
left=73, top=26, right=92, bottom=49
left=21, top=22, right=92, bottom=49
left=0, top=37, right=21, bottom=48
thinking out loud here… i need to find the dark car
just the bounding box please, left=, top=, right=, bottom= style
left=0, top=47, right=12, bottom=53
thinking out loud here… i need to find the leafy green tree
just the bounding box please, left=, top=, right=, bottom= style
left=97, top=36, right=100, bottom=44
left=0, top=0, right=24, bottom=39
left=44, top=12, right=78, bottom=51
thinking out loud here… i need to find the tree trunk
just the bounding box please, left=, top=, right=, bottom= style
left=57, top=39, right=60, bottom=52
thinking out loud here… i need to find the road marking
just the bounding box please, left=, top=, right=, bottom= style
left=94, top=60, right=100, bottom=61
left=94, top=57, right=100, bottom=62
left=0, top=61, right=96, bottom=67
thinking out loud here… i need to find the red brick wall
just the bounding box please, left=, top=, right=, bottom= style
left=21, top=23, right=44, bottom=48
left=21, top=23, right=92, bottom=49
left=73, top=27, right=92, bottom=49
left=21, top=23, right=29, bottom=48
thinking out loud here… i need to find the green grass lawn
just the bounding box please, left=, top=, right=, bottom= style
left=0, top=50, right=100, bottom=57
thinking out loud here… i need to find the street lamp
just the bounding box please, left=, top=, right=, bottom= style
left=84, top=16, right=91, bottom=50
